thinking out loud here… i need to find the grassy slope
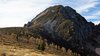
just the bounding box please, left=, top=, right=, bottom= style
left=0, top=27, right=59, bottom=56
left=0, top=27, right=80, bottom=56
left=0, top=45, right=57, bottom=56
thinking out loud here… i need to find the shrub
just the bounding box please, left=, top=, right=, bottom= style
left=37, top=42, right=45, bottom=51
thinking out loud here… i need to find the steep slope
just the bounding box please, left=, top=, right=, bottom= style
left=0, top=5, right=100, bottom=56
left=25, top=5, right=100, bottom=56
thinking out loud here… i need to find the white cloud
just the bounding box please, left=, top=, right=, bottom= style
left=75, top=0, right=99, bottom=13
left=84, top=11, right=100, bottom=24
left=84, top=11, right=100, bottom=19
left=94, top=21, right=100, bottom=25
left=0, top=17, right=24, bottom=27
left=84, top=16, right=97, bottom=19
left=0, top=0, right=99, bottom=27
left=0, top=0, right=52, bottom=27
left=51, top=0, right=99, bottom=14
left=93, top=11, right=100, bottom=16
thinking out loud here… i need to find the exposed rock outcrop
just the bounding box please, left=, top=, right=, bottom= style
left=0, top=5, right=100, bottom=56
left=24, top=5, right=100, bottom=56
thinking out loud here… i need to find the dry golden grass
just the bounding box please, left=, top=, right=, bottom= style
left=0, top=45, right=58, bottom=56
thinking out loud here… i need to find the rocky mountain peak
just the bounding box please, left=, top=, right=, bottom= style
left=24, top=5, right=100, bottom=56
left=0, top=5, right=99, bottom=56
left=25, top=5, right=87, bottom=27
left=46, top=5, right=76, bottom=14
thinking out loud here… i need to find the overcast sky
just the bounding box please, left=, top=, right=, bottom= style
left=0, top=0, right=100, bottom=27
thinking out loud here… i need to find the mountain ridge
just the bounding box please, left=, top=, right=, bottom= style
left=0, top=5, right=100, bottom=56
left=25, top=5, right=100, bottom=56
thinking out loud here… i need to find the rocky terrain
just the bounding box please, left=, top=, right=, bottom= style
left=0, top=5, right=100, bottom=56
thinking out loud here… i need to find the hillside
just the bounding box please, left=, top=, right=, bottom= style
left=0, top=27, right=80, bottom=56
left=0, top=5, right=100, bottom=56
left=0, top=45, right=58, bottom=56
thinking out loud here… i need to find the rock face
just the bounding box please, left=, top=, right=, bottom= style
left=24, top=5, right=100, bottom=56
left=0, top=5, right=99, bottom=56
